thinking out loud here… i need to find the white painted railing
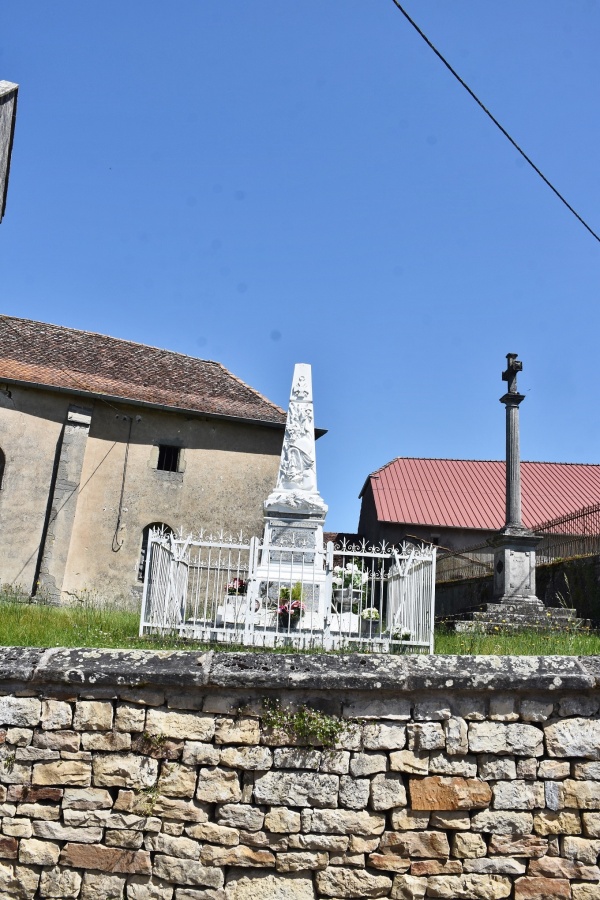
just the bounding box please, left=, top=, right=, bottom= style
left=140, top=531, right=435, bottom=653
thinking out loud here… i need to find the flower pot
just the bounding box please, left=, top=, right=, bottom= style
left=361, top=619, right=379, bottom=638
left=333, top=588, right=361, bottom=613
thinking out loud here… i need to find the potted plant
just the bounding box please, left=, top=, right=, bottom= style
left=360, top=606, right=380, bottom=637
left=331, top=563, right=368, bottom=612
left=278, top=583, right=305, bottom=630
left=227, top=578, right=247, bottom=595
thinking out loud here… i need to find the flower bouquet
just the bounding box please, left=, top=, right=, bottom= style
left=227, top=578, right=247, bottom=595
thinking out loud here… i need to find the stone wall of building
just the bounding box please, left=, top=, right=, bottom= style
left=1, top=648, right=600, bottom=898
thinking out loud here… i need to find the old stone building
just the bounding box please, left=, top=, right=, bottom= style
left=0, top=315, right=289, bottom=603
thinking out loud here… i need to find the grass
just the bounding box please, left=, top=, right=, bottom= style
left=0, top=592, right=598, bottom=655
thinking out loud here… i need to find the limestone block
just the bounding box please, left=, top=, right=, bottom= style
left=162, top=822, right=184, bottom=836
left=79, top=872, right=127, bottom=900
left=390, top=809, right=430, bottom=830
left=41, top=700, right=72, bottom=730
left=583, top=813, right=600, bottom=837
left=195, top=767, right=241, bottom=804
left=39, top=865, right=82, bottom=898
left=15, top=747, right=59, bottom=762
left=517, top=758, right=537, bottom=780
left=409, top=860, right=462, bottom=876
left=489, top=695, right=519, bottom=722
left=367, top=853, right=411, bottom=872
left=6, top=728, right=33, bottom=746
left=444, top=717, right=468, bottom=755
left=327, top=850, right=363, bottom=867
left=470, top=810, right=533, bottom=834
left=545, top=780, right=563, bottom=810
left=0, top=697, right=41, bottom=728
left=362, top=723, right=406, bottom=751
left=60, top=842, right=151, bottom=874
left=273, top=748, right=320, bottom=770
left=308, top=809, right=385, bottom=836
left=92, top=754, right=158, bottom=789
left=413, top=697, right=452, bottom=721
left=16, top=802, right=60, bottom=821
left=275, top=851, right=327, bottom=871
left=451, top=833, right=487, bottom=858
left=428, top=752, right=477, bottom=777
left=158, top=763, right=198, bottom=798
left=200, top=845, right=275, bottom=867
left=146, top=833, right=201, bottom=860
left=114, top=703, right=146, bottom=733
left=214, top=717, right=259, bottom=745
left=545, top=718, right=600, bottom=759
left=33, top=730, right=80, bottom=752
left=370, top=773, right=407, bottom=810
left=349, top=752, right=387, bottom=776
left=145, top=710, right=215, bottom=742
left=520, top=700, right=554, bottom=722
left=379, top=830, right=450, bottom=858
left=3, top=819, right=32, bottom=838
left=9, top=785, right=62, bottom=802
left=463, top=857, right=525, bottom=875
left=389, top=750, right=429, bottom=775
left=339, top=775, right=370, bottom=810
left=0, top=861, right=40, bottom=899
left=558, top=696, right=599, bottom=717
left=81, top=732, right=131, bottom=751
left=32, top=821, right=103, bottom=843
left=529, top=856, right=600, bottom=880
left=224, top=868, right=315, bottom=900
left=468, top=722, right=507, bottom=754
left=289, top=833, right=349, bottom=852
left=563, top=779, right=600, bottom=810
left=315, top=866, right=393, bottom=898
left=430, top=810, right=470, bottom=831
left=125, top=876, right=174, bottom=900
left=348, top=836, right=379, bottom=853
left=0, top=760, right=31, bottom=784
left=253, top=771, right=338, bottom=808
left=574, top=762, right=600, bottom=780
left=407, top=723, right=444, bottom=751
left=62, top=787, right=113, bottom=809
left=216, top=746, right=270, bottom=775
left=492, top=780, right=545, bottom=810
left=151, top=796, right=208, bottom=822
left=185, top=823, right=239, bottom=846
left=320, top=750, right=350, bottom=774
left=73, top=701, right=113, bottom=731
left=426, top=874, right=511, bottom=899
left=477, top=755, right=517, bottom=781
left=390, top=874, right=427, bottom=899
left=562, top=835, right=600, bottom=864
left=182, top=743, right=221, bottom=767
left=507, top=724, right=544, bottom=756
left=533, top=810, right=581, bottom=835
left=216, top=804, right=264, bottom=831
left=264, top=808, right=301, bottom=834
left=105, top=829, right=144, bottom=849
left=453, top=697, right=486, bottom=721
left=0, top=835, right=17, bottom=858
left=18, top=838, right=60, bottom=865
left=538, top=759, right=570, bottom=779
left=409, top=776, right=491, bottom=811
left=572, top=886, right=600, bottom=900
left=342, top=698, right=411, bottom=720
left=513, top=876, right=571, bottom=900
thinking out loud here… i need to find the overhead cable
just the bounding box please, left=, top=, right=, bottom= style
left=390, top=0, right=600, bottom=244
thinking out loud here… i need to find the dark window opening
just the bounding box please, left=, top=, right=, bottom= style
left=138, top=522, right=174, bottom=582
left=157, top=445, right=180, bottom=472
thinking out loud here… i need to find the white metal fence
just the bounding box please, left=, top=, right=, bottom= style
left=140, top=531, right=436, bottom=653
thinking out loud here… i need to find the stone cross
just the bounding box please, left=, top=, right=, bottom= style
left=502, top=353, right=522, bottom=394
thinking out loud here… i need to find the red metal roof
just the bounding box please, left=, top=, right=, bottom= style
left=364, top=457, right=600, bottom=531
left=0, top=316, right=286, bottom=425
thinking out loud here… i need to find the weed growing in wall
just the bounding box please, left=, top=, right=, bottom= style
left=261, top=699, right=347, bottom=749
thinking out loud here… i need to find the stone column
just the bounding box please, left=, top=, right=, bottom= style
left=502, top=388, right=525, bottom=528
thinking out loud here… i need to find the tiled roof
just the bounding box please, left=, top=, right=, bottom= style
left=0, top=316, right=286, bottom=425
left=363, top=457, right=600, bottom=531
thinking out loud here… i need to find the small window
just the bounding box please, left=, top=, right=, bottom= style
left=157, top=445, right=180, bottom=472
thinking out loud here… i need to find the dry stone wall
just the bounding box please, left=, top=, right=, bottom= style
left=1, top=650, right=600, bottom=898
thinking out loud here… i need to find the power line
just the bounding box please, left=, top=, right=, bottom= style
left=390, top=0, right=600, bottom=245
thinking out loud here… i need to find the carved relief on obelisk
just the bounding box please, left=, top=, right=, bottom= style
left=264, top=363, right=327, bottom=517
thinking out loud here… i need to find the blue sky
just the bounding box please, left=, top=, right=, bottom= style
left=1, top=2, right=599, bottom=531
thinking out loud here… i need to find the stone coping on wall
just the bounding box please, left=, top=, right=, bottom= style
left=1, top=647, right=599, bottom=694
